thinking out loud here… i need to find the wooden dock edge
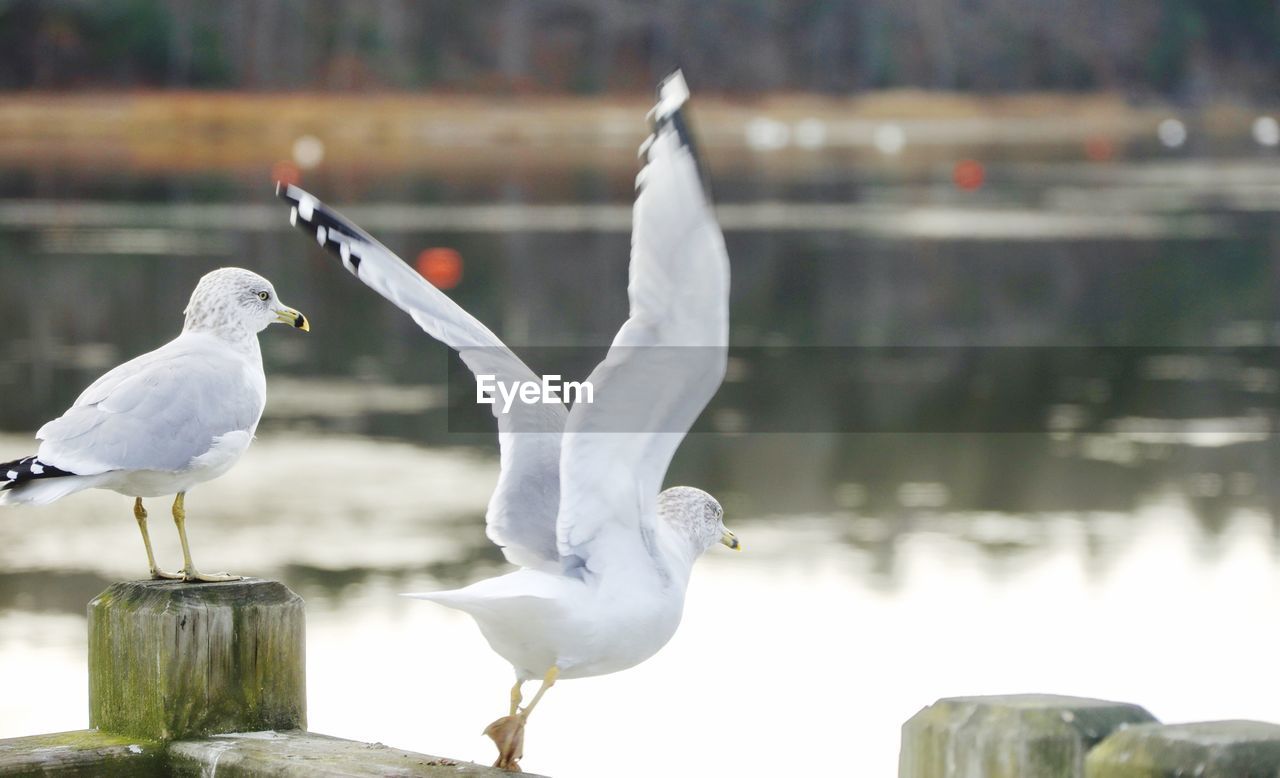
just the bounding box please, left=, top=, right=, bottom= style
left=0, top=729, right=541, bottom=777
left=0, top=730, right=165, bottom=777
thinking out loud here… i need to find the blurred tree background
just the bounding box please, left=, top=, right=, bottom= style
left=0, top=0, right=1277, bottom=100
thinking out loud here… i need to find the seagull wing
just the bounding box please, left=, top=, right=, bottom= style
left=35, top=336, right=263, bottom=474
left=555, top=71, right=730, bottom=574
left=279, top=184, right=566, bottom=570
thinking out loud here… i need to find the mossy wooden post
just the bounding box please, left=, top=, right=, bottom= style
left=1086, top=721, right=1280, bottom=777
left=900, top=695, right=1157, bottom=778
left=87, top=578, right=305, bottom=741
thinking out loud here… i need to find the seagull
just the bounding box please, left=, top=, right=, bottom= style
left=0, top=267, right=309, bottom=582
left=279, top=70, right=735, bottom=770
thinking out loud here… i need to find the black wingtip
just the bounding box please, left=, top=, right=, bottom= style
left=277, top=184, right=376, bottom=278
left=276, top=182, right=305, bottom=204
left=654, top=69, right=690, bottom=121
left=0, top=456, right=74, bottom=491
left=644, top=69, right=712, bottom=200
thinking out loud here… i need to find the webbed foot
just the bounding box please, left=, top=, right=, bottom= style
left=484, top=714, right=525, bottom=771
left=181, top=570, right=243, bottom=583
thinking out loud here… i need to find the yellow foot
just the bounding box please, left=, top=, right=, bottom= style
left=181, top=570, right=243, bottom=583
left=150, top=569, right=184, bottom=580
left=484, top=714, right=525, bottom=771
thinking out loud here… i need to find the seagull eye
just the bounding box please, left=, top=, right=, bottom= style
left=257, top=291, right=270, bottom=301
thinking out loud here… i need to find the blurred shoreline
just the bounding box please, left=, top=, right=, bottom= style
left=0, top=90, right=1269, bottom=173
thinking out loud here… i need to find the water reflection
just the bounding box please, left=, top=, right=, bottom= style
left=3, top=481, right=1278, bottom=777
left=1, top=151, right=1279, bottom=776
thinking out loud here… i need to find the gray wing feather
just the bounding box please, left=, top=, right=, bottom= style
left=36, top=339, right=262, bottom=475
left=556, top=71, right=730, bottom=571
left=279, top=185, right=567, bottom=569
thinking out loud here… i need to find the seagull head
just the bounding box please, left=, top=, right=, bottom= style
left=183, top=267, right=310, bottom=337
left=657, top=486, right=741, bottom=555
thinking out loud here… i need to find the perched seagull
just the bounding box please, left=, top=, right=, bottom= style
left=279, top=70, right=735, bottom=770
left=0, top=268, right=309, bottom=582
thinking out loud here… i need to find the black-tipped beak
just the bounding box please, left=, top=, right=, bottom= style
left=275, top=307, right=310, bottom=332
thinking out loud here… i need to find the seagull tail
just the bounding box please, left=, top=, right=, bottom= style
left=399, top=593, right=483, bottom=616
left=400, top=591, right=451, bottom=602
left=0, top=456, right=92, bottom=506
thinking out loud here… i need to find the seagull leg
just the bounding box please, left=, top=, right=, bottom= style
left=521, top=667, right=559, bottom=718
left=172, top=492, right=240, bottom=583
left=485, top=666, right=559, bottom=771
left=133, top=498, right=181, bottom=580
left=508, top=678, right=524, bottom=716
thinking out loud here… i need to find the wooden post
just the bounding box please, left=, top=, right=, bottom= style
left=899, top=694, right=1157, bottom=778
left=87, top=578, right=306, bottom=741
left=1086, top=720, right=1280, bottom=777
left=4, top=579, right=528, bottom=776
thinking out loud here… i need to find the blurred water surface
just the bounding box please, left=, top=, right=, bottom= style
left=1, top=143, right=1279, bottom=777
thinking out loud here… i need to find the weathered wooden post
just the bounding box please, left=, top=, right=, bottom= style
left=1, top=578, right=533, bottom=776
left=1086, top=720, right=1280, bottom=777
left=87, top=578, right=306, bottom=740
left=899, top=694, right=1157, bottom=778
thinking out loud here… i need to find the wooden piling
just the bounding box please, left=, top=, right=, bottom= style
left=1086, top=720, right=1280, bottom=777
left=87, top=578, right=306, bottom=741
left=899, top=694, right=1157, bottom=778
left=3, top=578, right=528, bottom=776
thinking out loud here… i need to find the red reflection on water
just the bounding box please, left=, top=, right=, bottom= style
left=953, top=159, right=985, bottom=191
left=271, top=160, right=301, bottom=187
left=416, top=248, right=463, bottom=290
left=1085, top=136, right=1117, bottom=162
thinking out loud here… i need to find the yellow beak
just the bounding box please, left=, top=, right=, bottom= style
left=275, top=306, right=310, bottom=331
left=720, top=529, right=741, bottom=551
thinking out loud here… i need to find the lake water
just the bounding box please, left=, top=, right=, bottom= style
left=1, top=140, right=1279, bottom=777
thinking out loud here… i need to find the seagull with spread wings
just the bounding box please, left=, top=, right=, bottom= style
left=280, top=70, right=735, bottom=770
